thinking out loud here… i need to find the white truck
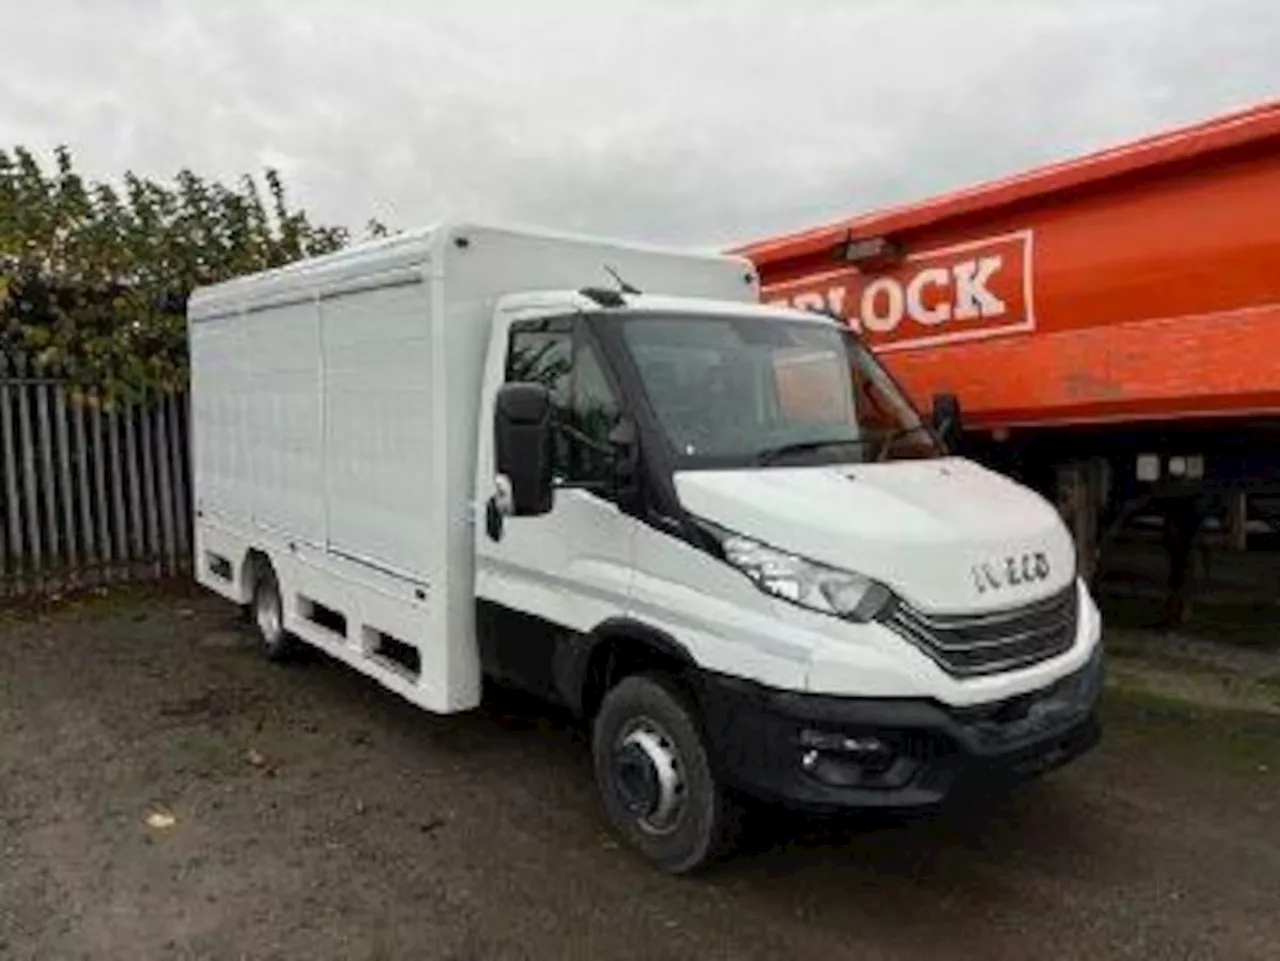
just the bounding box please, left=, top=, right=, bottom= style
left=188, top=223, right=1104, bottom=873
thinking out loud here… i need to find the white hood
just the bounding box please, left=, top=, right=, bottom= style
left=674, top=457, right=1075, bottom=613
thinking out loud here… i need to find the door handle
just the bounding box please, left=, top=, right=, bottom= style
left=485, top=496, right=504, bottom=542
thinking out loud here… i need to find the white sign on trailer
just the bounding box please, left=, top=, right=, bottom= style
left=765, top=230, right=1036, bottom=351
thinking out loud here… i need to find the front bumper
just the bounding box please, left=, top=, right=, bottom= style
left=697, top=645, right=1104, bottom=813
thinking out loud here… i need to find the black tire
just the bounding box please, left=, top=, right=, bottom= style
left=592, top=673, right=737, bottom=874
left=250, top=562, right=297, bottom=662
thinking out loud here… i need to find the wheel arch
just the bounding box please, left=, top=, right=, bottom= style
left=564, top=617, right=699, bottom=721
left=240, top=547, right=273, bottom=602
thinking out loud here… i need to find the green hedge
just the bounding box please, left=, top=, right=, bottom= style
left=1, top=146, right=377, bottom=405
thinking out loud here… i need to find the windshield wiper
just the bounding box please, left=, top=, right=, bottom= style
left=756, top=438, right=867, bottom=465
left=874, top=424, right=936, bottom=462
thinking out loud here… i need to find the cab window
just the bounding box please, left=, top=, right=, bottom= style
left=506, top=320, right=623, bottom=491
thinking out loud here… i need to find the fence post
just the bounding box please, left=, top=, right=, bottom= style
left=54, top=382, right=79, bottom=585
left=15, top=355, right=45, bottom=589
left=154, top=395, right=178, bottom=576
left=168, top=391, right=191, bottom=569
left=122, top=405, right=145, bottom=577
left=1, top=353, right=22, bottom=595
left=107, top=407, right=128, bottom=581
left=138, top=396, right=163, bottom=578
left=35, top=371, right=61, bottom=588
left=73, top=399, right=97, bottom=583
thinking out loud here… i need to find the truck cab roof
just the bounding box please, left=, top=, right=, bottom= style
left=495, top=289, right=837, bottom=327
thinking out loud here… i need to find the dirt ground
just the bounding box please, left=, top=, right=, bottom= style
left=2, top=586, right=1278, bottom=961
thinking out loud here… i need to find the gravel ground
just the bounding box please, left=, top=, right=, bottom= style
left=1, top=586, right=1278, bottom=961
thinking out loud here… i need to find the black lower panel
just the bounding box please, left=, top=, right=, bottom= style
left=695, top=645, right=1105, bottom=813
left=476, top=599, right=570, bottom=703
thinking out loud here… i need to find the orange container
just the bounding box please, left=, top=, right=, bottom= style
left=738, top=101, right=1280, bottom=433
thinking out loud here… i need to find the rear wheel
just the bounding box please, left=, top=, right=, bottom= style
left=592, top=673, right=736, bottom=874
left=250, top=562, right=297, bottom=662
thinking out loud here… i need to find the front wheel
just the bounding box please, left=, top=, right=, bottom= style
left=591, top=674, right=736, bottom=874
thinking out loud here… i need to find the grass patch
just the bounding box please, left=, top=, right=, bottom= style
left=0, top=577, right=202, bottom=625
left=1099, top=593, right=1280, bottom=653
left=1258, top=674, right=1280, bottom=693
left=1101, top=685, right=1280, bottom=782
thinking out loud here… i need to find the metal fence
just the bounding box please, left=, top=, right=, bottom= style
left=0, top=352, right=191, bottom=598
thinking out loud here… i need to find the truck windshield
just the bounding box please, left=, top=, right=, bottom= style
left=618, top=313, right=941, bottom=468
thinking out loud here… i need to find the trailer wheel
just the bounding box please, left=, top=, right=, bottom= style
left=250, top=562, right=297, bottom=662
left=592, top=673, right=735, bottom=874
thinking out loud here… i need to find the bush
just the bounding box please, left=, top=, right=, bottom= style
left=0, top=146, right=356, bottom=404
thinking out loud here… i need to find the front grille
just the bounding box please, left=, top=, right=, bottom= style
left=881, top=584, right=1078, bottom=678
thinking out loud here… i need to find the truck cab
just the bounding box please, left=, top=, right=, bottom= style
left=474, top=289, right=1102, bottom=872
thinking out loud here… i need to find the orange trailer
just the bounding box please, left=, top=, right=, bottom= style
left=740, top=99, right=1280, bottom=431
left=738, top=101, right=1280, bottom=617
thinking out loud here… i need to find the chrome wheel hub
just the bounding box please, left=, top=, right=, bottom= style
left=613, top=721, right=686, bottom=835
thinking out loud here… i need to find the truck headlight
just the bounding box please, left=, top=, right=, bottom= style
left=709, top=525, right=892, bottom=622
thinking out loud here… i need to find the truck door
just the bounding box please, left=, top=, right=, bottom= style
left=474, top=315, right=635, bottom=699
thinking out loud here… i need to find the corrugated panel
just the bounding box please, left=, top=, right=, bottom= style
left=0, top=354, right=193, bottom=598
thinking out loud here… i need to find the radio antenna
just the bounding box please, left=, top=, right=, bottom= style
left=602, top=264, right=642, bottom=295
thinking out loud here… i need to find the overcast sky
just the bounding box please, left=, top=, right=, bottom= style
left=8, top=0, right=1279, bottom=247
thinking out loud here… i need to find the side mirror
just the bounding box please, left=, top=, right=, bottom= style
left=931, top=392, right=963, bottom=453
left=495, top=383, right=554, bottom=516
